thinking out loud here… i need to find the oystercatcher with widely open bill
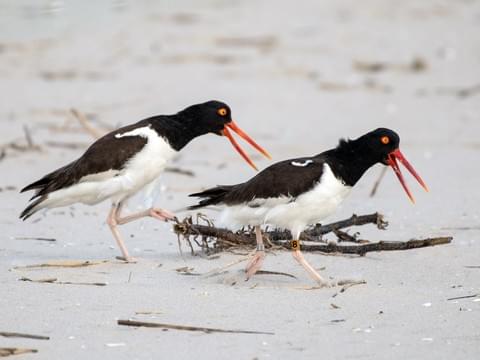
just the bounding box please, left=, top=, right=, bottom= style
left=188, top=128, right=428, bottom=286
left=20, top=100, right=271, bottom=262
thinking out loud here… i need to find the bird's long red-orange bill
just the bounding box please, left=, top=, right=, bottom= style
left=387, top=149, right=429, bottom=203
left=221, top=121, right=271, bottom=171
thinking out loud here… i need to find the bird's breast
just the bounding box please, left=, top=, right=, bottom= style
left=115, top=126, right=177, bottom=190
left=295, top=164, right=351, bottom=213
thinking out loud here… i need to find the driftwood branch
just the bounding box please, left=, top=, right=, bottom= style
left=12, top=260, right=108, bottom=270
left=0, top=332, right=49, bottom=340
left=0, top=348, right=38, bottom=357
left=175, top=213, right=386, bottom=246
left=174, top=213, right=386, bottom=247
left=174, top=213, right=452, bottom=255
left=278, top=236, right=452, bottom=255
left=117, top=319, right=274, bottom=335
left=19, top=277, right=107, bottom=287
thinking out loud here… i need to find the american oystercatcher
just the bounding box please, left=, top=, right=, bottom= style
left=188, top=128, right=428, bottom=286
left=20, top=100, right=270, bottom=262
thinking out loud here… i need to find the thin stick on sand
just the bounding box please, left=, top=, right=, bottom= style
left=70, top=108, right=105, bottom=139
left=0, top=332, right=49, bottom=340
left=12, top=260, right=108, bottom=270
left=369, top=166, right=388, bottom=197
left=117, top=319, right=274, bottom=335
left=0, top=348, right=38, bottom=356
left=19, top=277, right=107, bottom=287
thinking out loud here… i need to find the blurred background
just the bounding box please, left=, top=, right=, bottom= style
left=1, top=0, right=480, bottom=235
left=1, top=2, right=480, bottom=359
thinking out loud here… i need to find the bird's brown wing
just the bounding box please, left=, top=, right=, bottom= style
left=189, top=156, right=326, bottom=208
left=21, top=120, right=150, bottom=199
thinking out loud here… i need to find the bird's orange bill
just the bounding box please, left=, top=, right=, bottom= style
left=221, top=121, right=271, bottom=171
left=387, top=149, right=429, bottom=203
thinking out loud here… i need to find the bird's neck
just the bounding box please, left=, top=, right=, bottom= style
left=148, top=113, right=208, bottom=151
left=322, top=139, right=379, bottom=187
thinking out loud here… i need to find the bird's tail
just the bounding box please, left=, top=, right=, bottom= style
left=187, top=185, right=233, bottom=210
left=19, top=196, right=48, bottom=220
left=20, top=163, right=73, bottom=220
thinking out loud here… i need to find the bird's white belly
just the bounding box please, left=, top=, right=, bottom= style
left=220, top=164, right=351, bottom=237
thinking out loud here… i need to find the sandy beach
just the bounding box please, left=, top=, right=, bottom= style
left=1, top=0, right=479, bottom=359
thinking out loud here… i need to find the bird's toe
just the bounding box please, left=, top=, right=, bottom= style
left=116, top=256, right=138, bottom=263
left=150, top=208, right=175, bottom=221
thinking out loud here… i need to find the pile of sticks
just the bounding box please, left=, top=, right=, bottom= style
left=173, top=213, right=452, bottom=256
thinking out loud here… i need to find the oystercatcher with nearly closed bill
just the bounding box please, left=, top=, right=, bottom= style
left=188, top=128, right=428, bottom=286
left=20, top=100, right=271, bottom=262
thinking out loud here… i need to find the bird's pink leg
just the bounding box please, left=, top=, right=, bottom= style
left=107, top=204, right=136, bottom=263
left=115, top=206, right=175, bottom=225
left=291, top=240, right=330, bottom=287
left=245, top=225, right=266, bottom=280
left=107, top=203, right=175, bottom=262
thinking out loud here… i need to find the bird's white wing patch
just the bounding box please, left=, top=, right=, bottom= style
left=291, top=159, right=313, bottom=167
left=78, top=169, right=120, bottom=183
left=247, top=195, right=292, bottom=208
left=115, top=125, right=152, bottom=139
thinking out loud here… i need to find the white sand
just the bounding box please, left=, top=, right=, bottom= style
left=1, top=1, right=479, bottom=359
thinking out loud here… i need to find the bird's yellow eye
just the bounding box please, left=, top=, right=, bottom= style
left=381, top=136, right=390, bottom=145
left=217, top=108, right=228, bottom=116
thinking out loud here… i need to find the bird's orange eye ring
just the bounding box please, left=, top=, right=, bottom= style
left=217, top=108, right=228, bottom=116
left=381, top=136, right=390, bottom=145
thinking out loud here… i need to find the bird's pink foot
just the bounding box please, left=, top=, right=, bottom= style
left=245, top=250, right=266, bottom=281
left=116, top=255, right=138, bottom=263
left=292, top=249, right=331, bottom=287
left=149, top=208, right=175, bottom=222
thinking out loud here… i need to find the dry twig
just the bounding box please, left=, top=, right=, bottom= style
left=134, top=311, right=163, bottom=315
left=0, top=348, right=38, bottom=357
left=14, top=236, right=56, bottom=242
left=353, top=57, right=427, bottom=73
left=164, top=166, right=195, bottom=177
left=0, top=125, right=42, bottom=161
left=0, top=332, right=49, bottom=340
left=117, top=319, right=274, bottom=335
left=369, top=167, right=388, bottom=197
left=12, top=260, right=108, bottom=270
left=70, top=108, right=105, bottom=139
left=19, top=277, right=107, bottom=287
left=255, top=270, right=297, bottom=279
left=22, top=125, right=34, bottom=149
left=446, top=294, right=479, bottom=301
left=278, top=237, right=452, bottom=255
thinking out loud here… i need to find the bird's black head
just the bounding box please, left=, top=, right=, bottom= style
left=177, top=100, right=271, bottom=170
left=182, top=100, right=233, bottom=135
left=355, top=128, right=401, bottom=165
left=333, top=127, right=428, bottom=203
